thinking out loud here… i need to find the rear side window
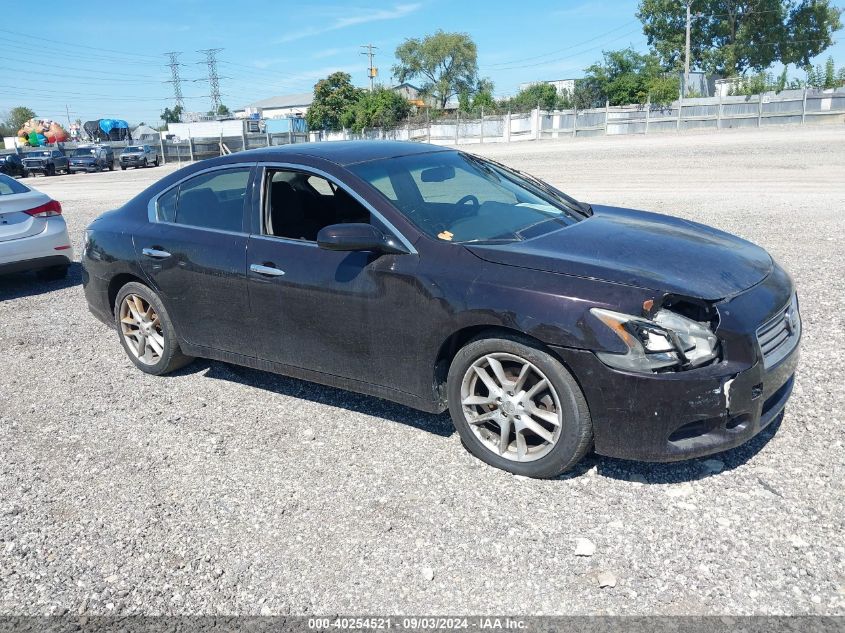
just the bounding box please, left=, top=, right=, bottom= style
left=174, top=168, right=251, bottom=232
left=0, top=174, right=29, bottom=195
left=156, top=187, right=177, bottom=222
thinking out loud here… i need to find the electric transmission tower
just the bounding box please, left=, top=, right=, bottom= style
left=164, top=51, right=185, bottom=110
left=197, top=48, right=224, bottom=114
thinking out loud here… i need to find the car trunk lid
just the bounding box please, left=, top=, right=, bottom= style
left=0, top=192, right=50, bottom=242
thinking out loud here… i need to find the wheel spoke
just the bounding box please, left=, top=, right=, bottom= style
left=126, top=302, right=143, bottom=323
left=473, top=365, right=502, bottom=396
left=468, top=410, right=500, bottom=425
left=498, top=417, right=512, bottom=455
left=132, top=295, right=145, bottom=316
left=135, top=333, right=147, bottom=358
left=527, top=404, right=560, bottom=426
left=146, top=332, right=164, bottom=356
left=513, top=363, right=531, bottom=392
left=522, top=417, right=555, bottom=443
left=525, top=378, right=548, bottom=400
left=486, top=356, right=509, bottom=389
left=462, top=393, right=497, bottom=406
left=515, top=431, right=527, bottom=460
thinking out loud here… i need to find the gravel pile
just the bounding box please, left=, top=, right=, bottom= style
left=1, top=126, right=843, bottom=616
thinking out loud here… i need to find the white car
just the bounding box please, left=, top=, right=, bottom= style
left=0, top=173, right=73, bottom=280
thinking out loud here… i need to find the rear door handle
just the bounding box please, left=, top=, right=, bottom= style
left=142, top=247, right=172, bottom=259
left=250, top=263, right=285, bottom=277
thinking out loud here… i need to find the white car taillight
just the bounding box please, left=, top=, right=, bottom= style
left=24, top=200, right=62, bottom=218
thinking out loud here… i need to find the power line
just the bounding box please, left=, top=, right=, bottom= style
left=165, top=52, right=186, bottom=110
left=197, top=48, right=225, bottom=113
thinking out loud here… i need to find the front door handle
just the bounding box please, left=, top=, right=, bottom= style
left=142, top=247, right=171, bottom=259
left=250, top=263, right=285, bottom=277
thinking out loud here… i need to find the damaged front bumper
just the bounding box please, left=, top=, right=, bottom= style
left=554, top=266, right=800, bottom=462
left=555, top=345, right=798, bottom=461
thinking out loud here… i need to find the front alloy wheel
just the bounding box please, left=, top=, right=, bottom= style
left=461, top=353, right=562, bottom=462
left=447, top=334, right=592, bottom=478
left=119, top=294, right=165, bottom=365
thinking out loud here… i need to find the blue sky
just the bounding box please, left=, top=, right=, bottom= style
left=1, top=0, right=842, bottom=126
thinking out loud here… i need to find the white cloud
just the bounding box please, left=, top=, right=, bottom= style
left=276, top=3, right=421, bottom=43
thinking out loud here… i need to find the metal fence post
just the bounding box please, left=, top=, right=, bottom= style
left=480, top=106, right=484, bottom=144
left=572, top=106, right=577, bottom=138
left=758, top=92, right=763, bottom=127
left=644, top=99, right=650, bottom=134
left=241, top=130, right=247, bottom=152
left=534, top=106, right=540, bottom=140
left=159, top=134, right=166, bottom=165
left=504, top=111, right=511, bottom=143
left=604, top=100, right=609, bottom=135
left=801, top=88, right=807, bottom=124
left=188, top=137, right=194, bottom=162
left=427, top=109, right=431, bottom=143
left=455, top=110, right=460, bottom=144
left=265, top=130, right=270, bottom=148
left=716, top=90, right=722, bottom=129
left=677, top=94, right=682, bottom=131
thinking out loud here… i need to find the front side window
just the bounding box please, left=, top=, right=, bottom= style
left=349, top=151, right=584, bottom=243
left=155, top=168, right=250, bottom=231
left=263, top=169, right=371, bottom=242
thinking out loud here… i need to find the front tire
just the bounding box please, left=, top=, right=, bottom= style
left=447, top=334, right=592, bottom=478
left=114, top=282, right=193, bottom=376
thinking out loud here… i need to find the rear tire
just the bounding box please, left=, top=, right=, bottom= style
left=154, top=157, right=159, bottom=167
left=114, top=282, right=194, bottom=376
left=36, top=265, right=69, bottom=281
left=121, top=166, right=126, bottom=170
left=47, top=164, right=56, bottom=177
left=446, top=333, right=592, bottom=478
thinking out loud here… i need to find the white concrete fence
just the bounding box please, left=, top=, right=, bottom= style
left=310, top=87, right=845, bottom=146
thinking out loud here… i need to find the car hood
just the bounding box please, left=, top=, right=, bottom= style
left=464, top=205, right=773, bottom=301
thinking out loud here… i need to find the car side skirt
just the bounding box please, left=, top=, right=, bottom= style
left=180, top=342, right=446, bottom=414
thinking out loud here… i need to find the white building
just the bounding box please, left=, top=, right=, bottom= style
left=233, top=93, right=313, bottom=119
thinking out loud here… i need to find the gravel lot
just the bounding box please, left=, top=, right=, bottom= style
left=1, top=126, right=843, bottom=617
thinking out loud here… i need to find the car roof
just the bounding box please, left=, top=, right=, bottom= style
left=235, top=140, right=452, bottom=167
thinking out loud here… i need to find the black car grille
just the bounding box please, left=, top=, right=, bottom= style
left=756, top=297, right=800, bottom=369
left=22, top=160, right=43, bottom=167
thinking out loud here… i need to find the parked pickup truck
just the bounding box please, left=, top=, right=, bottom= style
left=22, top=149, right=70, bottom=176
left=119, top=145, right=159, bottom=169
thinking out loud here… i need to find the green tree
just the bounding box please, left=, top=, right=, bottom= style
left=306, top=72, right=362, bottom=131
left=341, top=87, right=411, bottom=132
left=216, top=104, right=231, bottom=116
left=637, top=0, right=842, bottom=76
left=393, top=30, right=479, bottom=109
left=500, top=83, right=558, bottom=112
left=161, top=105, right=183, bottom=124
left=6, top=106, right=36, bottom=132
left=582, top=48, right=679, bottom=106
left=472, top=78, right=496, bottom=112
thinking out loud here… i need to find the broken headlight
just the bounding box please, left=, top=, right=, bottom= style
left=590, top=307, right=719, bottom=373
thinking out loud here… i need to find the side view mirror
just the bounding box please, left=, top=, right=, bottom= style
left=316, top=223, right=409, bottom=255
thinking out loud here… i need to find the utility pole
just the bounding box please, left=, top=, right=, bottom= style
left=65, top=105, right=71, bottom=128
left=164, top=51, right=185, bottom=110
left=361, top=44, right=378, bottom=91
left=198, top=48, right=224, bottom=115
left=684, top=1, right=691, bottom=98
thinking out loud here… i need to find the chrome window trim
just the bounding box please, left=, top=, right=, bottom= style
left=146, top=163, right=256, bottom=236
left=257, top=161, right=418, bottom=255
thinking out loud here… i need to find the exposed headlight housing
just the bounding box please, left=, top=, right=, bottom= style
left=591, top=307, right=720, bottom=373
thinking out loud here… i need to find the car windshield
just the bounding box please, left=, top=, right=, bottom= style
left=126, top=146, right=144, bottom=152
left=349, top=151, right=584, bottom=243
left=0, top=173, right=29, bottom=195
left=73, top=148, right=97, bottom=156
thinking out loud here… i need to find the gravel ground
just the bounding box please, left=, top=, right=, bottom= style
left=1, top=126, right=843, bottom=617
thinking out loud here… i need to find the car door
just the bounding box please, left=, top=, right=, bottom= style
left=135, top=165, right=255, bottom=353
left=246, top=164, right=424, bottom=389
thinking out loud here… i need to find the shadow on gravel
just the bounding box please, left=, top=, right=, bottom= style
left=0, top=262, right=82, bottom=301
left=586, top=412, right=785, bottom=485
left=181, top=359, right=455, bottom=438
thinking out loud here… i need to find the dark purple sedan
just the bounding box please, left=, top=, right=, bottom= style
left=82, top=141, right=800, bottom=478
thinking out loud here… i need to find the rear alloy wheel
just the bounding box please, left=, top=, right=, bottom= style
left=447, top=335, right=592, bottom=478
left=115, top=282, right=193, bottom=375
